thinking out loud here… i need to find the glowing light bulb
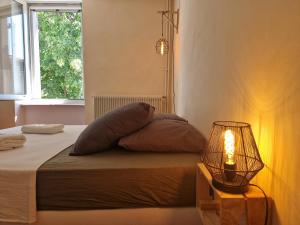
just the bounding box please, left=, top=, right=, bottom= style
left=160, top=41, right=164, bottom=55
left=224, top=129, right=235, bottom=164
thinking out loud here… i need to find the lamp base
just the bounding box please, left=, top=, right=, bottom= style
left=212, top=178, right=248, bottom=194
left=224, top=162, right=236, bottom=181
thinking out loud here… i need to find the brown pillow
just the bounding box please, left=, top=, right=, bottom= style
left=70, top=102, right=155, bottom=155
left=153, top=113, right=188, bottom=122
left=118, top=119, right=206, bottom=153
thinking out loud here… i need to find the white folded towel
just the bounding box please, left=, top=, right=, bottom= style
left=0, top=134, right=26, bottom=151
left=21, top=124, right=64, bottom=134
left=0, top=146, right=14, bottom=151
left=0, top=140, right=25, bottom=148
left=0, top=134, right=26, bottom=141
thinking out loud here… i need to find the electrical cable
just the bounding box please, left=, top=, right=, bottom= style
left=169, top=1, right=176, bottom=113
left=165, top=0, right=176, bottom=113
left=172, top=35, right=176, bottom=113
left=248, top=184, right=269, bottom=225
left=161, top=12, right=164, bottom=37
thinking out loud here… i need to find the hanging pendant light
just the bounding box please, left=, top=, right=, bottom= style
left=156, top=12, right=169, bottom=55
left=156, top=38, right=169, bottom=55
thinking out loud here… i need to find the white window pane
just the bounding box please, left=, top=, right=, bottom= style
left=0, top=0, right=26, bottom=96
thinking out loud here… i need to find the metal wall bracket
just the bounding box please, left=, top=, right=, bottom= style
left=157, top=9, right=179, bottom=33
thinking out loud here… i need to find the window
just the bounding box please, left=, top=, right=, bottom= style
left=30, top=5, right=83, bottom=100
left=0, top=0, right=27, bottom=99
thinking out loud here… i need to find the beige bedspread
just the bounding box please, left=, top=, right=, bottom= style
left=0, top=125, right=85, bottom=223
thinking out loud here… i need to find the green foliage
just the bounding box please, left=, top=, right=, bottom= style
left=38, top=11, right=83, bottom=99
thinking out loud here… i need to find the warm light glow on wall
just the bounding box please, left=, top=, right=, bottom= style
left=173, top=0, right=300, bottom=223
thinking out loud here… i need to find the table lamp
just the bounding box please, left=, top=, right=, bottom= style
left=202, top=121, right=264, bottom=193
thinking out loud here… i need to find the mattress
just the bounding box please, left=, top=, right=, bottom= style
left=37, top=146, right=201, bottom=210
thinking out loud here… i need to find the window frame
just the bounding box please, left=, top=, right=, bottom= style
left=28, top=3, right=83, bottom=100
left=0, top=0, right=30, bottom=100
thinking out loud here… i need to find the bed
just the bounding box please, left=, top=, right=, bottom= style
left=0, top=125, right=203, bottom=225
left=37, top=145, right=201, bottom=210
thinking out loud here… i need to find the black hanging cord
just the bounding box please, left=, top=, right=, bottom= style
left=161, top=12, right=164, bottom=37
left=248, top=184, right=269, bottom=225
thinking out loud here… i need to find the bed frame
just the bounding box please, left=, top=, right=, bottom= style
left=0, top=208, right=201, bottom=225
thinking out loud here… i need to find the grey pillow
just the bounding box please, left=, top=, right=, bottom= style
left=70, top=102, right=155, bottom=155
left=118, top=119, right=206, bottom=153
left=153, top=113, right=188, bottom=122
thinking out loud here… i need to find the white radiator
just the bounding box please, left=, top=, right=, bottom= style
left=93, top=95, right=167, bottom=118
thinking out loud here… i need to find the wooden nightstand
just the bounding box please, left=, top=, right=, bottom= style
left=196, top=163, right=271, bottom=225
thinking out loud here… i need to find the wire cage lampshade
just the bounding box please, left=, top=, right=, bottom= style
left=202, top=121, right=264, bottom=194
left=156, top=38, right=169, bottom=55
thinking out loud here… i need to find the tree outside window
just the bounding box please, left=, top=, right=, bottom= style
left=37, top=11, right=83, bottom=99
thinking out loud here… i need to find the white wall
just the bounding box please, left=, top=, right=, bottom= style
left=20, top=105, right=85, bottom=125
left=83, top=0, right=168, bottom=122
left=174, top=1, right=300, bottom=225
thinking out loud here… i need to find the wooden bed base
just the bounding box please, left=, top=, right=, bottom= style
left=0, top=208, right=202, bottom=225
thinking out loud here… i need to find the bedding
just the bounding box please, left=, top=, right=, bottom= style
left=153, top=113, right=188, bottom=122
left=118, top=119, right=206, bottom=153
left=0, top=125, right=85, bottom=224
left=70, top=102, right=154, bottom=156
left=37, top=145, right=201, bottom=210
